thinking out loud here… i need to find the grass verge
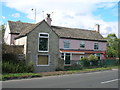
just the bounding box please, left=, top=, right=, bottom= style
left=2, top=66, right=118, bottom=81
left=2, top=73, right=42, bottom=81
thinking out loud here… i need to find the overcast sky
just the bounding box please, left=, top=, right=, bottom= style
left=1, top=0, right=119, bottom=37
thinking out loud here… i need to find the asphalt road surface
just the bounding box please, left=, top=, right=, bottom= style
left=2, top=69, right=119, bottom=88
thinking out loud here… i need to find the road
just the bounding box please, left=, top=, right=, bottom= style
left=2, top=69, right=119, bottom=88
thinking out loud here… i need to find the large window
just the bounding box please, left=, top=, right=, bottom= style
left=64, top=40, right=70, bottom=48
left=37, top=55, right=49, bottom=66
left=80, top=41, right=85, bottom=48
left=38, top=33, right=49, bottom=52
left=94, top=43, right=99, bottom=50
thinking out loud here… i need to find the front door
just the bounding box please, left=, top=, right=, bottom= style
left=65, top=53, right=71, bottom=65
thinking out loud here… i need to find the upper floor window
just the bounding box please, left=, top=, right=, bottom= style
left=80, top=41, right=85, bottom=48
left=38, top=33, right=49, bottom=52
left=64, top=40, right=70, bottom=48
left=94, top=43, right=99, bottom=50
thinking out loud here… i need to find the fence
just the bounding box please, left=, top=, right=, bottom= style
left=2, top=44, right=25, bottom=61
left=2, top=44, right=24, bottom=54
left=71, top=59, right=119, bottom=67
left=80, top=59, right=118, bottom=67
left=98, top=59, right=119, bottom=66
left=65, top=59, right=119, bottom=70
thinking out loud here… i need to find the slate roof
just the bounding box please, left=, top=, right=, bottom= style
left=18, top=21, right=42, bottom=37
left=51, top=26, right=105, bottom=41
left=8, top=20, right=106, bottom=41
left=8, top=20, right=34, bottom=33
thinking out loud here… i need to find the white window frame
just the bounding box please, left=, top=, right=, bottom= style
left=94, top=42, right=99, bottom=50
left=38, top=33, right=49, bottom=52
left=80, top=41, right=85, bottom=48
left=80, top=55, right=84, bottom=60
left=63, top=40, right=70, bottom=49
left=36, top=54, right=50, bottom=66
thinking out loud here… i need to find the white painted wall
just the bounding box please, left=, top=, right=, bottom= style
left=15, top=36, right=27, bottom=54
left=4, top=22, right=11, bottom=45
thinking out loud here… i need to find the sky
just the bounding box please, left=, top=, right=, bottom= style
left=0, top=0, right=119, bottom=37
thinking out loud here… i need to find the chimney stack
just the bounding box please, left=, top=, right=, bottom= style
left=45, top=14, right=52, bottom=26
left=94, top=24, right=100, bottom=33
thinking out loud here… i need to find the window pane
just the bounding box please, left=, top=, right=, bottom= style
left=38, top=55, right=48, bottom=65
left=94, top=43, right=99, bottom=50
left=39, top=38, right=48, bottom=51
left=64, top=40, right=70, bottom=48
left=40, top=34, right=48, bottom=37
left=65, top=53, right=70, bottom=64
left=80, top=41, right=85, bottom=48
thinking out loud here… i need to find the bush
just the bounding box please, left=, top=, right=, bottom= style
left=2, top=61, right=34, bottom=73
left=88, top=54, right=98, bottom=61
left=80, top=55, right=99, bottom=67
left=80, top=57, right=90, bottom=67
left=64, top=64, right=83, bottom=71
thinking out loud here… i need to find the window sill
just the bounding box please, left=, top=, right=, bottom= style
left=37, top=65, right=50, bottom=66
left=38, top=50, right=49, bottom=52
left=64, top=64, right=71, bottom=66
left=94, top=49, right=99, bottom=51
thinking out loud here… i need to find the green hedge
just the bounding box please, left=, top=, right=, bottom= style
left=2, top=60, right=34, bottom=73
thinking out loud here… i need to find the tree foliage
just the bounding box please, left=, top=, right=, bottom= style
left=105, top=33, right=119, bottom=57
left=0, top=24, right=5, bottom=43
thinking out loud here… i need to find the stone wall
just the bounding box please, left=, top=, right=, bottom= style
left=26, top=21, right=64, bottom=72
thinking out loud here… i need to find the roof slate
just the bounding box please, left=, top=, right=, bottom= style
left=8, top=20, right=34, bottom=33
left=51, top=26, right=105, bottom=41
left=8, top=20, right=106, bottom=41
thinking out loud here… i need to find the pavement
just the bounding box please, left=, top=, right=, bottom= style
left=2, top=69, right=119, bottom=88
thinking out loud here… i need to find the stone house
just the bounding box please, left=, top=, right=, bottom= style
left=4, top=15, right=107, bottom=72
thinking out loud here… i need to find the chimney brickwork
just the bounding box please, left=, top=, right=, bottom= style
left=95, top=24, right=100, bottom=33
left=45, top=14, right=52, bottom=26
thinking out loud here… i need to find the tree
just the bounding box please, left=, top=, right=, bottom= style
left=105, top=33, right=119, bottom=57
left=0, top=24, right=5, bottom=44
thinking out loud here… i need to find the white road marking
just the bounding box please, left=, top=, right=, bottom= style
left=101, top=79, right=118, bottom=84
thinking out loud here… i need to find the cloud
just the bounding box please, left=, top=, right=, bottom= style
left=2, top=0, right=119, bottom=37
left=11, top=13, right=20, bottom=18
left=1, top=16, right=5, bottom=19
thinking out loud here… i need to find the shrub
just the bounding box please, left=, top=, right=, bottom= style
left=2, top=61, right=34, bottom=73
left=64, top=64, right=83, bottom=71
left=88, top=55, right=98, bottom=66
left=88, top=54, right=98, bottom=61
left=80, top=57, right=90, bottom=67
